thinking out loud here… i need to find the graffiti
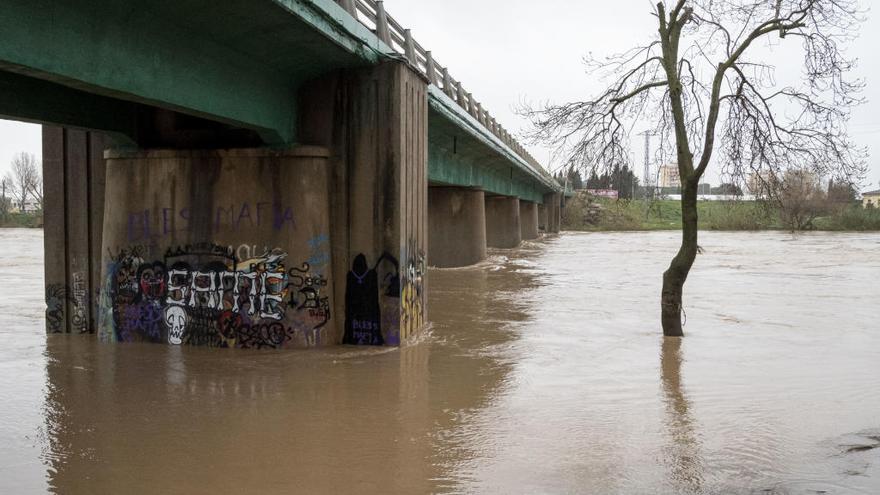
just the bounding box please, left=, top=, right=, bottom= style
left=288, top=262, right=330, bottom=346
left=344, top=254, right=381, bottom=345
left=233, top=243, right=272, bottom=263
left=70, top=272, right=89, bottom=333
left=165, top=306, right=187, bottom=345
left=120, top=301, right=164, bottom=342
left=111, top=247, right=145, bottom=305
left=138, top=262, right=167, bottom=301
left=161, top=248, right=287, bottom=320
left=306, top=234, right=331, bottom=267
left=44, top=278, right=93, bottom=334
left=400, top=240, right=427, bottom=341
left=182, top=306, right=224, bottom=347
left=127, top=203, right=296, bottom=242
left=217, top=310, right=294, bottom=349
left=101, top=240, right=332, bottom=349
left=164, top=242, right=236, bottom=262
left=343, top=252, right=400, bottom=346
left=45, top=284, right=67, bottom=333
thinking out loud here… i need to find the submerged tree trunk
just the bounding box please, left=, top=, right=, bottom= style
left=661, top=181, right=699, bottom=337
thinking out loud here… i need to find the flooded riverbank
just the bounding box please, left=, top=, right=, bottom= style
left=1, top=229, right=879, bottom=493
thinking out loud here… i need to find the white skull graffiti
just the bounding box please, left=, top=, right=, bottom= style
left=165, top=306, right=187, bottom=345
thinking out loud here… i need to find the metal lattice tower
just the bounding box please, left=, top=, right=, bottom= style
left=639, top=131, right=656, bottom=188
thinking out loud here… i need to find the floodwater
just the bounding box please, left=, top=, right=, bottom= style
left=1, top=229, right=880, bottom=494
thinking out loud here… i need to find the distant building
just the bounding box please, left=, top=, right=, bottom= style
left=747, top=171, right=779, bottom=197
left=7, top=198, right=40, bottom=213
left=658, top=164, right=681, bottom=188
left=586, top=189, right=618, bottom=199
left=666, top=194, right=757, bottom=202
left=863, top=190, right=880, bottom=209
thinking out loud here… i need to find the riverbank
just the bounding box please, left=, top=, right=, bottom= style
left=563, top=194, right=880, bottom=231
left=0, top=213, right=41, bottom=228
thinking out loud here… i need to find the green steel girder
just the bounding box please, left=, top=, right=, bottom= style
left=429, top=144, right=547, bottom=204
left=0, top=0, right=561, bottom=200
left=0, top=0, right=390, bottom=144
left=0, top=70, right=139, bottom=145
left=428, top=87, right=562, bottom=203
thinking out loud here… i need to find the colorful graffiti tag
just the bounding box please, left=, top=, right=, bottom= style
left=126, top=202, right=296, bottom=243
left=100, top=241, right=330, bottom=349
left=401, top=240, right=426, bottom=340
left=342, top=248, right=425, bottom=346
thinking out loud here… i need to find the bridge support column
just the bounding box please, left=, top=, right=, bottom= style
left=538, top=204, right=548, bottom=233
left=96, top=147, right=337, bottom=348
left=428, top=187, right=486, bottom=268
left=519, top=200, right=539, bottom=240
left=42, top=127, right=108, bottom=334
left=485, top=195, right=521, bottom=248
left=300, top=61, right=429, bottom=346
left=544, top=192, right=562, bottom=234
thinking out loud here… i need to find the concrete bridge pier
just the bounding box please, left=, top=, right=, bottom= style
left=428, top=187, right=487, bottom=268
left=544, top=192, right=562, bottom=234
left=485, top=195, right=522, bottom=248
left=97, top=147, right=337, bottom=347
left=538, top=204, right=548, bottom=233
left=298, top=61, right=429, bottom=345
left=52, top=60, right=431, bottom=349
left=519, top=200, right=539, bottom=240
left=42, top=128, right=109, bottom=334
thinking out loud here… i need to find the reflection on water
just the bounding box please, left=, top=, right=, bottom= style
left=40, top=336, right=438, bottom=493
left=1, top=229, right=880, bottom=493
left=660, top=337, right=703, bottom=494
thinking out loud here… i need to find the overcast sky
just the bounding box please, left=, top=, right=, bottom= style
left=1, top=0, right=878, bottom=190
left=385, top=0, right=880, bottom=190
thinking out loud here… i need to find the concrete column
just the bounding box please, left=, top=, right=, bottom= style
left=299, top=61, right=429, bottom=346
left=543, top=192, right=562, bottom=233
left=538, top=204, right=548, bottom=232
left=98, top=147, right=336, bottom=349
left=519, top=200, right=539, bottom=240
left=485, top=195, right=521, bottom=248
left=42, top=127, right=108, bottom=334
left=428, top=187, right=486, bottom=268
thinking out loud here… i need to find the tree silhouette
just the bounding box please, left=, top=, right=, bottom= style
left=524, top=0, right=866, bottom=336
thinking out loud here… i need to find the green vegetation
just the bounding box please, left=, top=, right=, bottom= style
left=0, top=211, right=42, bottom=228
left=814, top=206, right=880, bottom=231
left=563, top=194, right=879, bottom=232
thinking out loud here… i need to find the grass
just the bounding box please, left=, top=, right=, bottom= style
left=0, top=212, right=42, bottom=228
left=562, top=195, right=880, bottom=232
left=814, top=206, right=880, bottom=231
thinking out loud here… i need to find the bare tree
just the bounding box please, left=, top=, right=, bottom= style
left=0, top=177, right=10, bottom=218
left=775, top=169, right=827, bottom=230
left=29, top=168, right=43, bottom=211
left=7, top=152, right=41, bottom=212
left=523, top=0, right=866, bottom=336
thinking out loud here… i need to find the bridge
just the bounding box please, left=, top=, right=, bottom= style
left=0, top=0, right=563, bottom=348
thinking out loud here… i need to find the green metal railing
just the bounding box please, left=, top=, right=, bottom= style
left=333, top=0, right=549, bottom=178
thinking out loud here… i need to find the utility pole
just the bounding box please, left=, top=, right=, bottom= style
left=638, top=131, right=657, bottom=199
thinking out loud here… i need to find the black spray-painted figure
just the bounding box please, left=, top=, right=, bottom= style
left=343, top=252, right=399, bottom=345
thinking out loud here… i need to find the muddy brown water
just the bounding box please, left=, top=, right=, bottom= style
left=1, top=228, right=879, bottom=494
